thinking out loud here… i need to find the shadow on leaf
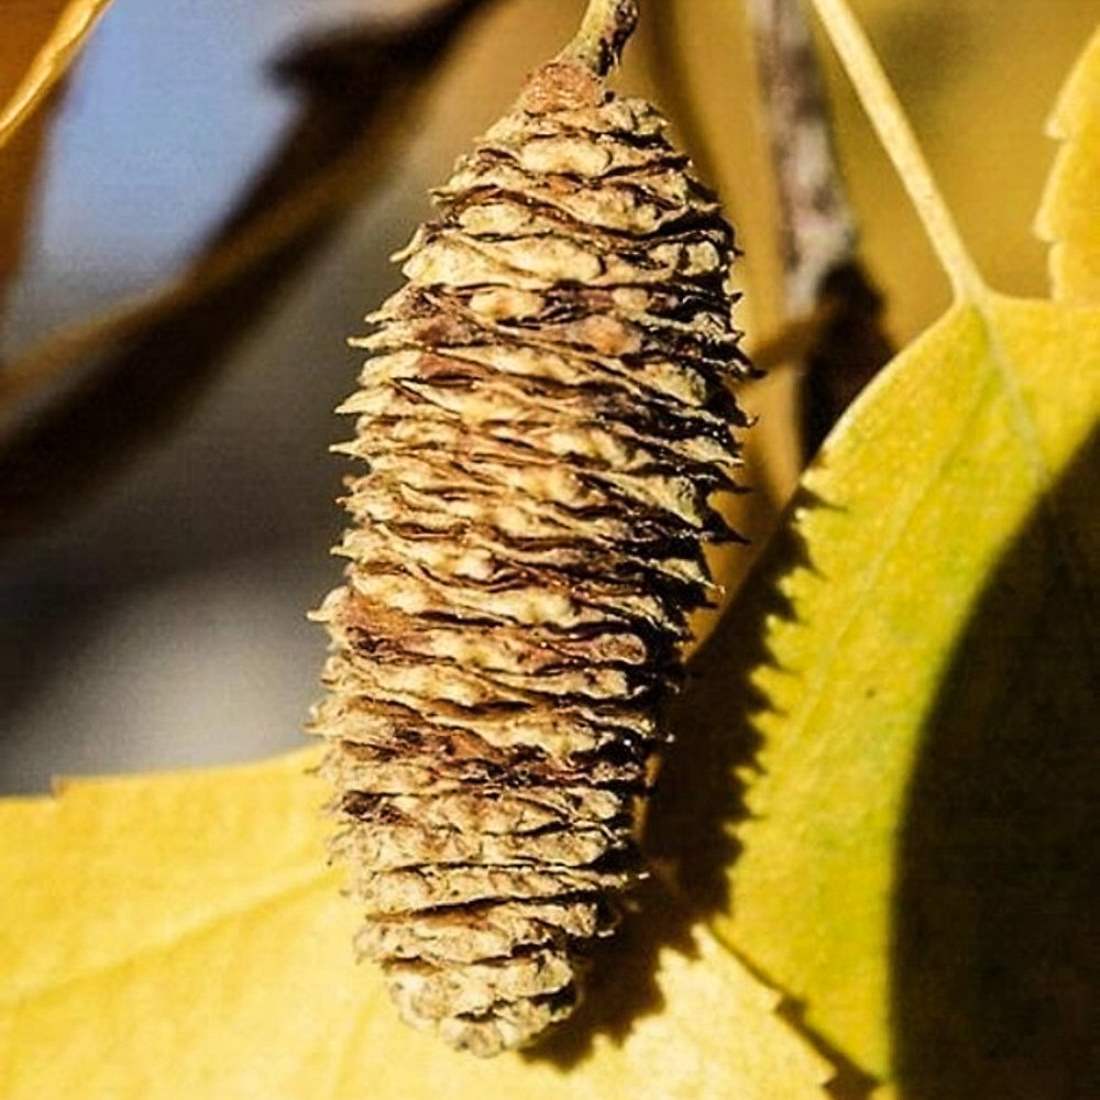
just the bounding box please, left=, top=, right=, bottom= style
left=525, top=877, right=699, bottom=1067
left=525, top=488, right=836, bottom=1070
left=892, top=425, right=1100, bottom=1099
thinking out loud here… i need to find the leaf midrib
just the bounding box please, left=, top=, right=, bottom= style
left=977, top=293, right=1099, bottom=666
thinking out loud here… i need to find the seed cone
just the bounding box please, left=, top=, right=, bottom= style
left=310, top=39, right=750, bottom=1057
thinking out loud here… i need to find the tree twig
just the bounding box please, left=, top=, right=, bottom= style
left=561, top=0, right=639, bottom=75
left=747, top=0, right=896, bottom=464
left=745, top=0, right=856, bottom=315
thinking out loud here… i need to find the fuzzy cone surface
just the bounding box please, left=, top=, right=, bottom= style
left=309, top=52, right=750, bottom=1055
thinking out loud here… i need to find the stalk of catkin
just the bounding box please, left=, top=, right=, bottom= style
left=309, top=0, right=751, bottom=1057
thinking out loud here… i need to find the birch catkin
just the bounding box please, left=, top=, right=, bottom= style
left=310, top=0, right=750, bottom=1056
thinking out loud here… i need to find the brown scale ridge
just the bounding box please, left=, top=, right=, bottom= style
left=309, top=19, right=751, bottom=1057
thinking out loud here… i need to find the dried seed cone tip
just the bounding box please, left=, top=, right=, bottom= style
left=310, top=41, right=750, bottom=1056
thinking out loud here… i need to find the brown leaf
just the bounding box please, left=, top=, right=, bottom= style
left=0, top=0, right=113, bottom=313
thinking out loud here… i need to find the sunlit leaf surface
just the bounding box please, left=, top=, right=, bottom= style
left=698, top=12, right=1100, bottom=1094
left=719, top=297, right=1099, bottom=1086
left=0, top=750, right=833, bottom=1099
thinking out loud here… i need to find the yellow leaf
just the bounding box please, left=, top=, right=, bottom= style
left=0, top=0, right=112, bottom=308
left=1036, top=24, right=1100, bottom=303
left=0, top=750, right=834, bottom=1099
left=674, top=4, right=1100, bottom=1094
left=715, top=297, right=1098, bottom=1086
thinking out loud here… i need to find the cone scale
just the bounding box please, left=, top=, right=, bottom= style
left=310, top=4, right=751, bottom=1056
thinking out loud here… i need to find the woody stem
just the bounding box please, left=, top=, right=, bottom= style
left=562, top=0, right=640, bottom=75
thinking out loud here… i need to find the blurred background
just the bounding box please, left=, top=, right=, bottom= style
left=1, top=0, right=1097, bottom=792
